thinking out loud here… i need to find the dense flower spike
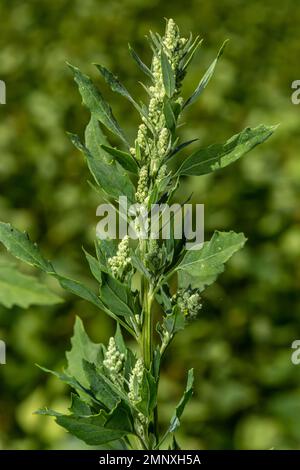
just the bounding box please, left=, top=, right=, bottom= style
left=108, top=235, right=131, bottom=280
left=135, top=165, right=149, bottom=204
left=103, top=337, right=125, bottom=387
left=128, top=358, right=144, bottom=405
left=134, top=18, right=188, bottom=179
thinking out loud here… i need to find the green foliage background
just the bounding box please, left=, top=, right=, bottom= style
left=0, top=0, right=300, bottom=450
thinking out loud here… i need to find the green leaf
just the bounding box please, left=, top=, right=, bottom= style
left=0, top=261, right=61, bottom=308
left=84, top=114, right=110, bottom=161
left=169, top=369, right=194, bottom=433
left=83, top=248, right=103, bottom=284
left=167, top=138, right=198, bottom=161
left=36, top=365, right=98, bottom=404
left=136, top=370, right=157, bottom=416
left=0, top=222, right=103, bottom=310
left=163, top=306, right=186, bottom=337
left=183, top=40, right=228, bottom=109
left=178, top=125, right=276, bottom=176
left=128, top=44, right=153, bottom=79
left=55, top=413, right=129, bottom=446
left=82, top=360, right=121, bottom=409
left=95, top=64, right=141, bottom=115
left=114, top=323, right=127, bottom=356
left=100, top=273, right=138, bottom=319
left=100, top=145, right=138, bottom=174
left=0, top=222, right=53, bottom=272
left=66, top=317, right=103, bottom=389
left=67, top=63, right=129, bottom=147
left=70, top=129, right=136, bottom=204
left=176, top=231, right=247, bottom=290
left=161, top=50, right=176, bottom=98
left=95, top=238, right=118, bottom=272
left=70, top=394, right=92, bottom=416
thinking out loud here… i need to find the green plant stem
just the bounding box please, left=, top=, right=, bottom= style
left=142, top=284, right=154, bottom=370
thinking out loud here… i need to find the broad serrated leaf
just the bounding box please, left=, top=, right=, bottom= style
left=66, top=317, right=103, bottom=388
left=178, top=125, right=276, bottom=176
left=161, top=51, right=176, bottom=98
left=0, top=261, right=61, bottom=308
left=0, top=222, right=53, bottom=272
left=176, top=231, right=246, bottom=290
left=100, top=145, right=138, bottom=174
left=183, top=40, right=228, bottom=109
left=55, top=413, right=128, bottom=445
left=0, top=222, right=103, bottom=310
left=67, top=63, right=129, bottom=147
left=70, top=129, right=136, bottom=204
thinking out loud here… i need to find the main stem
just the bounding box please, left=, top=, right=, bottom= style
left=142, top=283, right=153, bottom=369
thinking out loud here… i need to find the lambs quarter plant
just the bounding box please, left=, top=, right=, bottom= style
left=0, top=19, right=276, bottom=449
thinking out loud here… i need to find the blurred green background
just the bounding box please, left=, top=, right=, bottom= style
left=0, top=0, right=300, bottom=450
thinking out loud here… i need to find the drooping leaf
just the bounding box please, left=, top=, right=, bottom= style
left=161, top=50, right=176, bottom=98
left=70, top=130, right=136, bottom=204
left=0, top=222, right=53, bottom=272
left=0, top=222, right=103, bottom=310
left=176, top=231, right=247, bottom=290
left=183, top=40, right=228, bottom=109
left=67, top=63, right=129, bottom=147
left=0, top=261, right=61, bottom=308
left=55, top=413, right=129, bottom=446
left=100, top=145, right=138, bottom=174
left=178, top=125, right=276, bottom=176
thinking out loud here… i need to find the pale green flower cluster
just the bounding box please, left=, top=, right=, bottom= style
left=173, top=287, right=203, bottom=320
left=128, top=358, right=147, bottom=437
left=133, top=18, right=187, bottom=180
left=103, top=337, right=124, bottom=387
left=128, top=358, right=144, bottom=405
left=145, top=239, right=163, bottom=273
left=135, top=165, right=149, bottom=204
left=108, top=235, right=131, bottom=280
